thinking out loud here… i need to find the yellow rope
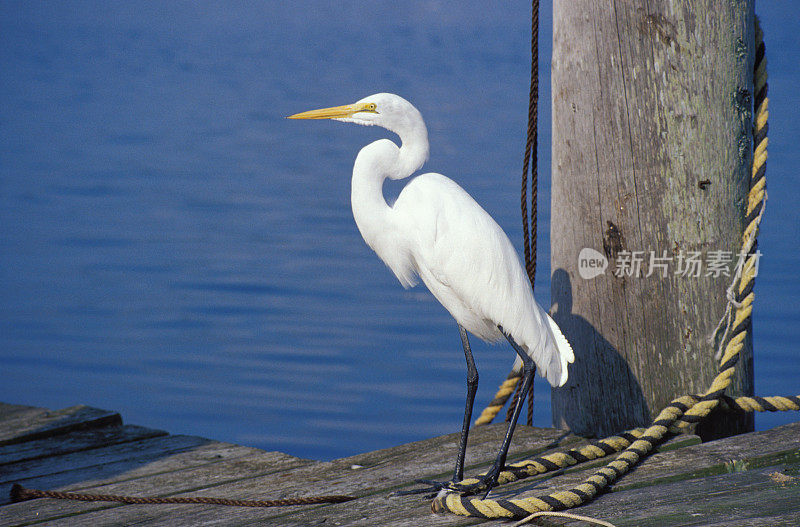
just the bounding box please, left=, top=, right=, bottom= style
left=474, top=367, right=522, bottom=425
left=435, top=17, right=799, bottom=520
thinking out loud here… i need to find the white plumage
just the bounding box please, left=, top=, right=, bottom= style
left=315, top=93, right=574, bottom=386
left=288, top=92, right=574, bottom=491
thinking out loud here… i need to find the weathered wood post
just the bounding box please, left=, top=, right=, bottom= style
left=550, top=1, right=755, bottom=440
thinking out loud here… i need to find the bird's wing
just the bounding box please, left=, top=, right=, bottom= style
left=394, top=173, right=521, bottom=315
left=394, top=173, right=574, bottom=385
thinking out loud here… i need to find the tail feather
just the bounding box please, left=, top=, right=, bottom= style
left=507, top=311, right=575, bottom=387
left=545, top=313, right=574, bottom=387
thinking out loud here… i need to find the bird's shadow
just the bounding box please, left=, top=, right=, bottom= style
left=549, top=269, right=650, bottom=438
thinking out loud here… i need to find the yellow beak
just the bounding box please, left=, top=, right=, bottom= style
left=287, top=102, right=370, bottom=120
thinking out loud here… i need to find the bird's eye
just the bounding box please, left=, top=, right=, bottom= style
left=367, top=103, right=377, bottom=111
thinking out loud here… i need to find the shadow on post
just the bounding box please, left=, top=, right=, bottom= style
left=550, top=268, right=650, bottom=437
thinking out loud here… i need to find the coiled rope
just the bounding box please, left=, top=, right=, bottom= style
left=435, top=17, right=800, bottom=520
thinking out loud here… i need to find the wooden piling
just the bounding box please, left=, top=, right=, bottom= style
left=550, top=1, right=755, bottom=440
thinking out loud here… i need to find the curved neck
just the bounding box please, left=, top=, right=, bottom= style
left=350, top=127, right=428, bottom=248
left=390, top=118, right=429, bottom=180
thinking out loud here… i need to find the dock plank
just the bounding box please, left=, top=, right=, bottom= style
left=0, top=402, right=797, bottom=526
left=566, top=463, right=800, bottom=527
left=3, top=424, right=567, bottom=526
left=497, top=421, right=800, bottom=499
left=241, top=443, right=800, bottom=527
left=0, top=424, right=167, bottom=467
left=98, top=429, right=704, bottom=527
left=1, top=435, right=218, bottom=496
left=0, top=444, right=313, bottom=525
left=0, top=405, right=121, bottom=447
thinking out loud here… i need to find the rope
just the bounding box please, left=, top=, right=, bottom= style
left=514, top=510, right=619, bottom=527
left=521, top=0, right=540, bottom=292
left=435, top=17, right=800, bottom=520
left=9, top=484, right=355, bottom=508
left=475, top=367, right=524, bottom=425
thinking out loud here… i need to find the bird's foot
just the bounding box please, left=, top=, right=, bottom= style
left=393, top=469, right=500, bottom=499
left=393, top=479, right=461, bottom=499
left=446, top=471, right=499, bottom=499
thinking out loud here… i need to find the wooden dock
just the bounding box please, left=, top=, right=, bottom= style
left=1, top=402, right=798, bottom=526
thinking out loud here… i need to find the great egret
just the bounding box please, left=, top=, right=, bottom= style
left=288, top=93, right=574, bottom=495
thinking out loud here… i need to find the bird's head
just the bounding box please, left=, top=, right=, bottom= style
left=288, top=93, right=425, bottom=140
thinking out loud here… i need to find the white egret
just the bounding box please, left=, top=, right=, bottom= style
left=288, top=93, right=574, bottom=495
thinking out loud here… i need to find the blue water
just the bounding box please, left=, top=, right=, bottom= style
left=1, top=2, right=798, bottom=461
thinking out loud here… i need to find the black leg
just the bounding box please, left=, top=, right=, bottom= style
left=453, top=324, right=478, bottom=482
left=483, top=328, right=536, bottom=492
left=395, top=327, right=534, bottom=499
left=393, top=324, right=479, bottom=497
left=447, top=327, right=536, bottom=498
